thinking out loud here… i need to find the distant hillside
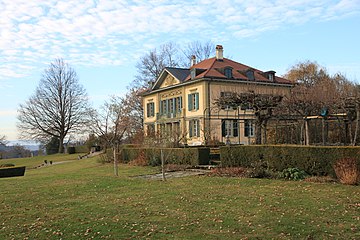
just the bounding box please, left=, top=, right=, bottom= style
left=8, top=140, right=39, bottom=151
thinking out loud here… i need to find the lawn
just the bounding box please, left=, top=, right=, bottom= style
left=0, top=155, right=359, bottom=239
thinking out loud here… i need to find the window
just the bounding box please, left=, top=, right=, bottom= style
left=176, top=96, right=182, bottom=113
left=221, top=119, right=238, bottom=137
left=188, top=92, right=199, bottom=111
left=146, top=102, right=155, bottom=117
left=244, top=120, right=255, bottom=137
left=189, top=119, right=200, bottom=137
left=224, top=67, right=233, bottom=78
left=246, top=70, right=255, bottom=80
left=268, top=73, right=274, bottom=81
left=160, top=97, right=183, bottom=116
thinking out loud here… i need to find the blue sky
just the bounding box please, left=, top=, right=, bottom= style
left=1, top=0, right=360, bottom=141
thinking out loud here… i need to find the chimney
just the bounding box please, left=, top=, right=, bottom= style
left=191, top=55, right=196, bottom=66
left=216, top=45, right=223, bottom=60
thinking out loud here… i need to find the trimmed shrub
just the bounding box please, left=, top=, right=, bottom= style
left=333, top=158, right=360, bottom=185
left=220, top=145, right=360, bottom=177
left=74, top=145, right=89, bottom=153
left=67, top=146, right=76, bottom=154
left=0, top=163, right=15, bottom=168
left=120, top=147, right=210, bottom=166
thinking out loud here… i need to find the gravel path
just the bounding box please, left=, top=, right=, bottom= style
left=133, top=169, right=209, bottom=180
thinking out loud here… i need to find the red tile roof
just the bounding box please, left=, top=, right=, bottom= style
left=185, top=57, right=291, bottom=84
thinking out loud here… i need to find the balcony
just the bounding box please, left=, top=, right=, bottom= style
left=156, top=111, right=182, bottom=120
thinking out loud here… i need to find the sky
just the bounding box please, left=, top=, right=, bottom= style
left=1, top=0, right=360, bottom=141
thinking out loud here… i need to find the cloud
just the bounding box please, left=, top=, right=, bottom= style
left=0, top=0, right=359, bottom=80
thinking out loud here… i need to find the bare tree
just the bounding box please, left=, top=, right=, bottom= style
left=283, top=61, right=355, bottom=145
left=121, top=88, right=144, bottom=139
left=133, top=42, right=181, bottom=90
left=215, top=92, right=283, bottom=144
left=0, top=135, right=7, bottom=146
left=182, top=40, right=215, bottom=65
left=132, top=41, right=216, bottom=90
left=17, top=59, right=91, bottom=153
left=90, top=96, right=130, bottom=176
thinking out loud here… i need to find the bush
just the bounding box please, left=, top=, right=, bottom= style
left=67, top=146, right=76, bottom=154
left=333, top=158, right=360, bottom=185
left=280, top=167, right=307, bottom=181
left=74, top=145, right=89, bottom=153
left=248, top=159, right=271, bottom=178
left=0, top=163, right=15, bottom=168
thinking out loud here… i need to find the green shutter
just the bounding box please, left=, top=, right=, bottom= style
left=233, top=120, right=238, bottom=137
left=195, top=93, right=199, bottom=110
left=196, top=120, right=200, bottom=137
left=188, top=94, right=192, bottom=111
left=221, top=120, right=226, bottom=137
left=189, top=121, right=193, bottom=137
left=172, top=98, right=176, bottom=113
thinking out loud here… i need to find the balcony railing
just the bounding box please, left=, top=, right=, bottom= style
left=156, top=111, right=182, bottom=120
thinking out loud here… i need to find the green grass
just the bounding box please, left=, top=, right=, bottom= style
left=1, top=155, right=359, bottom=239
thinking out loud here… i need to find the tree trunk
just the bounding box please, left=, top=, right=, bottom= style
left=113, top=145, right=119, bottom=176
left=353, top=109, right=360, bottom=146
left=59, top=135, right=65, bottom=153
left=255, top=112, right=262, bottom=144
left=322, top=118, right=326, bottom=146
left=262, top=121, right=268, bottom=144
left=161, top=149, right=166, bottom=181
left=304, top=119, right=310, bottom=145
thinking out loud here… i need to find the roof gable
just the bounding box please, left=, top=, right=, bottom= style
left=152, top=67, right=190, bottom=90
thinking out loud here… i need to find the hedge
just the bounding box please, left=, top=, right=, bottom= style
left=120, top=147, right=210, bottom=166
left=220, top=145, right=360, bottom=176
left=67, top=145, right=89, bottom=154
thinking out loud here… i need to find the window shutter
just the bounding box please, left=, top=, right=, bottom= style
left=196, top=120, right=200, bottom=137
left=233, top=120, right=238, bottom=137
left=221, top=120, right=226, bottom=137
left=172, top=99, right=176, bottom=113
left=160, top=101, right=163, bottom=114
left=245, top=120, right=249, bottom=137
left=188, top=94, right=192, bottom=111
left=195, top=93, right=199, bottom=110
left=189, top=121, right=193, bottom=137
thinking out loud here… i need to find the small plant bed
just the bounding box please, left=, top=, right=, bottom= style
left=0, top=165, right=26, bottom=178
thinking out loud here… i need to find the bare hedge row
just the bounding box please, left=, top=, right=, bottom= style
left=120, top=147, right=210, bottom=166
left=220, top=145, right=360, bottom=176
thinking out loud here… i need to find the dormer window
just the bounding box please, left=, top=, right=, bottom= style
left=265, top=71, right=276, bottom=81
left=269, top=74, right=274, bottom=81
left=224, top=67, right=233, bottom=78
left=246, top=69, right=255, bottom=80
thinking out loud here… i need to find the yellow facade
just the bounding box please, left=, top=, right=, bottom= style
left=142, top=50, right=293, bottom=146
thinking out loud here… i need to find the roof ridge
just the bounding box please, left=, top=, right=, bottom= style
left=165, top=66, right=189, bottom=70
left=199, top=57, right=216, bottom=76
